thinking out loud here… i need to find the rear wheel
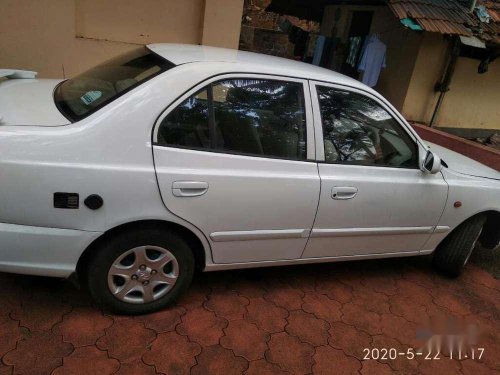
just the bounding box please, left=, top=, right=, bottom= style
left=433, top=215, right=486, bottom=277
left=87, top=228, right=194, bottom=315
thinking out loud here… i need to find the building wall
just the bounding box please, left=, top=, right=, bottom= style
left=320, top=5, right=422, bottom=110
left=371, top=7, right=423, bottom=111
left=202, top=0, right=245, bottom=49
left=402, top=33, right=449, bottom=125
left=438, top=57, right=500, bottom=131
left=0, top=0, right=243, bottom=79
left=403, top=33, right=500, bottom=132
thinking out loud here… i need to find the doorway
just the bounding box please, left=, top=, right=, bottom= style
left=341, top=11, right=373, bottom=78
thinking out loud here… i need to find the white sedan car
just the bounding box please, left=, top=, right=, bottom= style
left=0, top=44, right=498, bottom=314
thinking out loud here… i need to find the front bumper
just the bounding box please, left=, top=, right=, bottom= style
left=0, top=222, right=101, bottom=278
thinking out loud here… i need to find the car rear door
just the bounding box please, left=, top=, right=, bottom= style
left=152, top=74, right=320, bottom=264
left=302, top=81, right=448, bottom=259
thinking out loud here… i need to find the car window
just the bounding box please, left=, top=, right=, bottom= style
left=158, top=78, right=307, bottom=161
left=55, top=47, right=174, bottom=122
left=317, top=86, right=418, bottom=168
left=157, top=88, right=210, bottom=149
left=211, top=79, right=306, bottom=160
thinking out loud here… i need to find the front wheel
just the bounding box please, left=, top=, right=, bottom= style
left=433, top=215, right=486, bottom=277
left=86, top=228, right=194, bottom=315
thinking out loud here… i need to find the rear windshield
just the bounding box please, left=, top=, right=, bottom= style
left=54, top=47, right=174, bottom=121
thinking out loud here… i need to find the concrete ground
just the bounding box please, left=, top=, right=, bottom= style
left=0, top=249, right=498, bottom=375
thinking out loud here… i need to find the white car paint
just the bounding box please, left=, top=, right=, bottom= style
left=0, top=78, right=69, bottom=126
left=428, top=142, right=499, bottom=180
left=0, top=69, right=37, bottom=79
left=0, top=44, right=498, bottom=278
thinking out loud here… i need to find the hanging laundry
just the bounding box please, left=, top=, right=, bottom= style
left=312, top=35, right=326, bottom=66
left=357, top=35, right=386, bottom=87
left=346, top=36, right=362, bottom=67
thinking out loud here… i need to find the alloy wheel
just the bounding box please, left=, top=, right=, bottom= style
left=107, top=245, right=179, bottom=304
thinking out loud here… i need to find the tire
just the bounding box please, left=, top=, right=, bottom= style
left=433, top=215, right=486, bottom=277
left=86, top=228, right=194, bottom=315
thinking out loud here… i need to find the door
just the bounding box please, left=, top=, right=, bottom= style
left=153, top=75, right=320, bottom=264
left=302, top=82, right=448, bottom=258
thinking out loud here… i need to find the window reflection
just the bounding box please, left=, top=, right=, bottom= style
left=212, top=79, right=306, bottom=160
left=317, top=87, right=417, bottom=168
left=158, top=78, right=307, bottom=161
left=158, top=89, right=209, bottom=148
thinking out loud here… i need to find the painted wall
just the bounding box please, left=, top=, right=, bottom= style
left=403, top=33, right=500, bottom=131
left=402, top=33, right=449, bottom=125
left=320, top=5, right=422, bottom=110
left=202, top=0, right=244, bottom=49
left=0, top=0, right=243, bottom=79
left=371, top=7, right=423, bottom=111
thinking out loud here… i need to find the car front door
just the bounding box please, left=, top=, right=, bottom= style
left=302, top=82, right=448, bottom=259
left=153, top=74, right=320, bottom=264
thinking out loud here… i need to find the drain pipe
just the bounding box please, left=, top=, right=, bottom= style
left=430, top=36, right=461, bottom=127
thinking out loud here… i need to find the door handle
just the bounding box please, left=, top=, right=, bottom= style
left=332, top=186, right=358, bottom=200
left=172, top=181, right=209, bottom=197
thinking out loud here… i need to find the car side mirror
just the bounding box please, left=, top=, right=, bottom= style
left=421, top=150, right=442, bottom=174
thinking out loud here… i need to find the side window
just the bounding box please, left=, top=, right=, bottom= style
left=157, top=88, right=210, bottom=149
left=212, top=79, right=307, bottom=160
left=157, top=78, right=307, bottom=161
left=317, top=86, right=418, bottom=168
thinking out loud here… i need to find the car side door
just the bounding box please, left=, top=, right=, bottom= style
left=302, top=82, right=448, bottom=259
left=152, top=74, right=320, bottom=264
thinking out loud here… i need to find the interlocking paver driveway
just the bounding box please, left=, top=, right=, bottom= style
left=0, top=255, right=498, bottom=375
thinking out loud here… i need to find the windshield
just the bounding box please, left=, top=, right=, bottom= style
left=54, top=47, right=174, bottom=121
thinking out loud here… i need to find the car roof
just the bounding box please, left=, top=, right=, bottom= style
left=147, top=43, right=367, bottom=90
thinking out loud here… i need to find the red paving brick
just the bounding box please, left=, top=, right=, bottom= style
left=301, top=291, right=342, bottom=322
left=205, top=291, right=249, bottom=321
left=360, top=360, right=394, bottom=375
left=245, top=359, right=290, bottom=375
left=312, top=346, right=361, bottom=375
left=2, top=331, right=73, bottom=375
left=135, top=306, right=186, bottom=333
left=0, top=258, right=498, bottom=374
left=176, top=306, right=227, bottom=346
left=52, top=346, right=120, bottom=375
left=96, top=319, right=156, bottom=363
left=328, top=321, right=372, bottom=359
left=114, top=359, right=158, bottom=375
left=244, top=297, right=288, bottom=333
left=143, top=331, right=201, bottom=374
left=264, top=283, right=304, bottom=310
left=0, top=316, right=21, bottom=359
left=266, top=332, right=315, bottom=374
left=54, top=306, right=113, bottom=347
left=191, top=345, right=248, bottom=375
left=0, top=364, right=11, bottom=375
left=10, top=296, right=71, bottom=332
left=220, top=319, right=270, bottom=361
left=285, top=310, right=330, bottom=346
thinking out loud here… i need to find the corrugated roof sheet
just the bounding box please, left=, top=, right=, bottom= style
left=387, top=0, right=500, bottom=44
left=478, top=0, right=500, bottom=43
left=387, top=0, right=475, bottom=36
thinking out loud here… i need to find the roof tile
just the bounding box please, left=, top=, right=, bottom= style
left=387, top=0, right=499, bottom=44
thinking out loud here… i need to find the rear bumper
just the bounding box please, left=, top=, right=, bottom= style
left=0, top=222, right=101, bottom=278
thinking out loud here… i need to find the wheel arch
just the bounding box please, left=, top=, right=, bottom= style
left=438, top=210, right=499, bottom=250
left=76, top=220, right=208, bottom=282
left=478, top=210, right=500, bottom=249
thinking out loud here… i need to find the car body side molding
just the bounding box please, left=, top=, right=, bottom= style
left=210, top=229, right=311, bottom=242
